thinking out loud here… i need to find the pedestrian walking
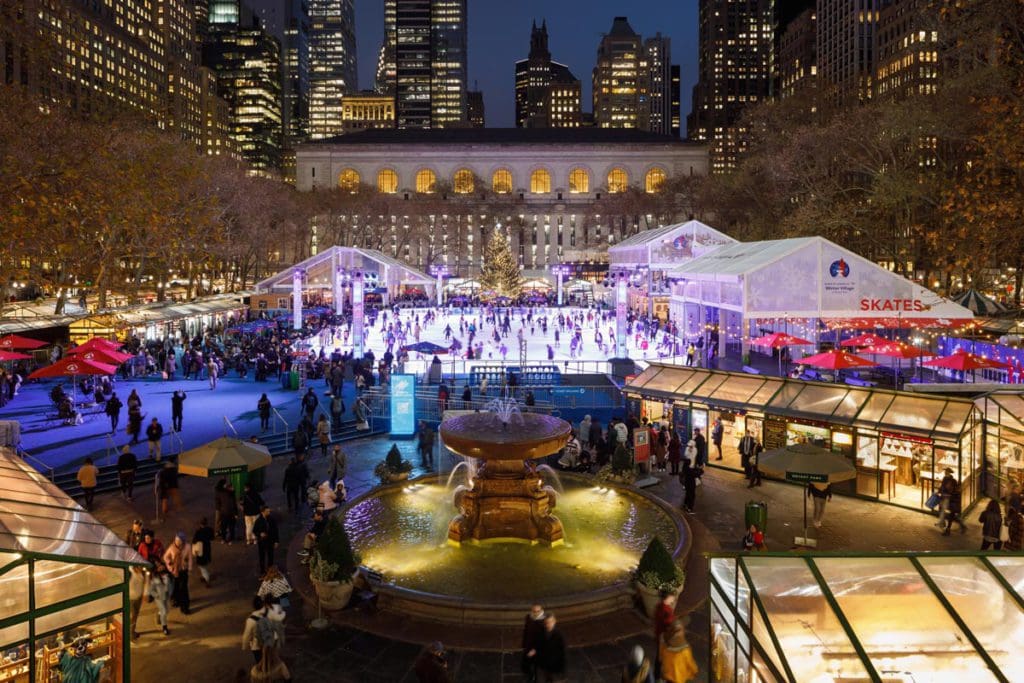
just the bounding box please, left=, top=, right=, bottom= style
left=536, top=613, right=567, bottom=682
left=129, top=565, right=146, bottom=640
left=739, top=431, right=757, bottom=484
left=171, top=390, right=186, bottom=431
left=330, top=393, right=344, bottom=426
left=257, top=393, right=272, bottom=432
left=207, top=358, right=219, bottom=389
left=76, top=457, right=99, bottom=511
left=147, top=558, right=172, bottom=636
left=146, top=417, right=164, bottom=461
left=621, top=646, right=655, bottom=683
left=155, top=461, right=180, bottom=521
left=257, top=566, right=293, bottom=609
left=242, top=594, right=286, bottom=664
left=162, top=531, right=193, bottom=615
left=215, top=480, right=238, bottom=544
left=117, top=446, right=138, bottom=501
left=680, top=440, right=698, bottom=514
left=300, top=388, right=318, bottom=419
left=659, top=619, right=698, bottom=683
left=329, top=444, right=347, bottom=490
left=808, top=482, right=832, bottom=528
left=978, top=499, right=1004, bottom=550
left=242, top=483, right=265, bottom=545
left=125, top=518, right=145, bottom=551
left=711, top=418, right=724, bottom=461
left=413, top=641, right=452, bottom=683
left=253, top=506, right=279, bottom=574
left=417, top=420, right=435, bottom=468
left=315, top=414, right=331, bottom=458
left=942, top=477, right=966, bottom=535
left=521, top=604, right=546, bottom=681
left=105, top=391, right=123, bottom=433
left=127, top=404, right=144, bottom=445
left=936, top=468, right=957, bottom=527
left=1005, top=505, right=1023, bottom=551
left=192, top=517, right=215, bottom=586
left=282, top=455, right=309, bottom=514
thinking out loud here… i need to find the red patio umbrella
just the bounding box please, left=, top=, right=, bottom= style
left=0, top=334, right=46, bottom=350
left=0, top=350, right=32, bottom=361
left=749, top=332, right=814, bottom=376
left=922, top=350, right=1007, bottom=371
left=840, top=333, right=891, bottom=348
left=67, top=338, right=123, bottom=355
left=68, top=348, right=133, bottom=365
left=798, top=350, right=877, bottom=370
left=28, top=357, right=119, bottom=380
left=862, top=342, right=926, bottom=359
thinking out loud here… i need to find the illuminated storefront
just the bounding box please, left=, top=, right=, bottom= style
left=0, top=448, right=145, bottom=682
left=978, top=392, right=1024, bottom=500
left=709, top=552, right=1024, bottom=682
left=625, top=364, right=984, bottom=512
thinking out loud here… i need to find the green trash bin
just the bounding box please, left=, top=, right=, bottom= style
left=745, top=500, right=768, bottom=534
left=289, top=370, right=300, bottom=390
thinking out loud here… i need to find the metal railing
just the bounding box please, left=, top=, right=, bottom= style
left=271, top=406, right=289, bottom=440
left=167, top=429, right=184, bottom=456
left=18, top=448, right=55, bottom=481
left=223, top=415, right=239, bottom=438
left=103, top=434, right=119, bottom=466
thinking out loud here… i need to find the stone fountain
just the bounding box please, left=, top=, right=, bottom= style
left=440, top=398, right=571, bottom=546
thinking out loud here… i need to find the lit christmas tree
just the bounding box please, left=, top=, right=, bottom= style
left=479, top=227, right=524, bottom=298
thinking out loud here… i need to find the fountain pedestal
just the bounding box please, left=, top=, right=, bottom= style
left=448, top=461, right=564, bottom=546
left=440, top=409, right=571, bottom=547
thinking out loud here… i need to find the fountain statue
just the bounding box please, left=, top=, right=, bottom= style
left=440, top=398, right=571, bottom=546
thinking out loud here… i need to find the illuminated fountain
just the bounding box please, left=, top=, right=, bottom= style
left=441, top=398, right=570, bottom=546
left=341, top=399, right=690, bottom=625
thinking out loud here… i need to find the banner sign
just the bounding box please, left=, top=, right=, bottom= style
left=634, top=429, right=650, bottom=463
left=390, top=374, right=416, bottom=437
left=785, top=471, right=829, bottom=484
left=615, top=276, right=628, bottom=358
left=353, top=276, right=365, bottom=357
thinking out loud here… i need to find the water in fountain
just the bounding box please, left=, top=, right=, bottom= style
left=484, top=396, right=524, bottom=427
left=445, top=460, right=473, bottom=491
left=536, top=464, right=565, bottom=496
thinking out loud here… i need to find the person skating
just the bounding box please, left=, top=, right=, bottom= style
left=117, top=445, right=138, bottom=501
left=105, top=391, right=123, bottom=433
left=146, top=417, right=164, bottom=461
left=521, top=604, right=546, bottom=681
left=170, top=390, right=186, bottom=431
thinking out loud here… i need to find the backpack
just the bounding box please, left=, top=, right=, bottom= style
left=252, top=613, right=279, bottom=648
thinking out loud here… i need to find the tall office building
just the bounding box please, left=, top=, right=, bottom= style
left=308, top=0, right=357, bottom=139
left=377, top=0, right=469, bottom=128
left=778, top=6, right=818, bottom=99
left=591, top=18, right=676, bottom=135
left=817, top=0, right=885, bottom=105
left=203, top=3, right=284, bottom=174
left=670, top=65, right=681, bottom=138
left=466, top=90, right=485, bottom=128
left=687, top=0, right=774, bottom=172
left=875, top=0, right=938, bottom=101
left=514, top=20, right=581, bottom=129
left=160, top=0, right=204, bottom=144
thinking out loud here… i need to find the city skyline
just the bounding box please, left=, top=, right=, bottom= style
left=355, top=0, right=697, bottom=129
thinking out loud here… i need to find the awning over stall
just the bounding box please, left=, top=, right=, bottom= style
left=626, top=363, right=977, bottom=440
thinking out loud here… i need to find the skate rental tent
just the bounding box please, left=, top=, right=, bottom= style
left=607, top=220, right=738, bottom=319
left=667, top=236, right=975, bottom=362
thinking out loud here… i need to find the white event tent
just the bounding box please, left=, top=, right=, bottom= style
left=668, top=236, right=974, bottom=357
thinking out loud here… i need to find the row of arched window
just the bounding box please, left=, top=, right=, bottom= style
left=337, top=166, right=668, bottom=195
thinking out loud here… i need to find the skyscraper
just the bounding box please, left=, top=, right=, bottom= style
left=817, top=0, right=884, bottom=105
left=203, top=3, right=284, bottom=174
left=778, top=6, right=817, bottom=100
left=670, top=65, right=681, bottom=138
left=687, top=0, right=774, bottom=172
left=308, top=0, right=357, bottom=139
left=377, top=0, right=468, bottom=128
left=591, top=18, right=676, bottom=135
left=874, top=0, right=938, bottom=101
left=467, top=90, right=485, bottom=128
left=514, top=20, right=581, bottom=129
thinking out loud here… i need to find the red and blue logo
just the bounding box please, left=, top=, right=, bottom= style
left=829, top=259, right=850, bottom=278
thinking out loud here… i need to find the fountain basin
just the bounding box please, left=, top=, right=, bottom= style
left=439, top=411, right=571, bottom=461
left=343, top=473, right=690, bottom=626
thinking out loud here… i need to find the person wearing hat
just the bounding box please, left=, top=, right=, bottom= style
left=117, top=445, right=138, bottom=501
left=413, top=641, right=451, bottom=683
left=162, top=531, right=193, bottom=614
left=58, top=636, right=103, bottom=683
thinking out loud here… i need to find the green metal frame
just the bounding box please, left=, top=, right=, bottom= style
left=0, top=551, right=138, bottom=682
left=705, top=551, right=1024, bottom=683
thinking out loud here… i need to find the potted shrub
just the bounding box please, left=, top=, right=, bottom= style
left=310, top=517, right=361, bottom=610
left=374, top=443, right=414, bottom=484
left=595, top=443, right=637, bottom=485
left=634, top=536, right=685, bottom=618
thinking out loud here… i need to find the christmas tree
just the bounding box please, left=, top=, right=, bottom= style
left=479, top=227, right=524, bottom=298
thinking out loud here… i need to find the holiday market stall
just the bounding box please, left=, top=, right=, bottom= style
left=708, top=552, right=1024, bottom=683
left=667, top=236, right=975, bottom=364
left=0, top=447, right=145, bottom=682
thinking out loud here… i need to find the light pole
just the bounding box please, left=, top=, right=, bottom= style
left=429, top=264, right=449, bottom=307
left=292, top=268, right=304, bottom=331
left=352, top=271, right=365, bottom=358
left=615, top=271, right=628, bottom=358
left=551, top=264, right=572, bottom=307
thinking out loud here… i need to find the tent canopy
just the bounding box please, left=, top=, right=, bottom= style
left=954, top=288, right=1008, bottom=316
left=669, top=236, right=973, bottom=328
left=256, top=246, right=433, bottom=293
left=607, top=220, right=738, bottom=270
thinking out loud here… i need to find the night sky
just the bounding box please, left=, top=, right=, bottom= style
left=354, top=0, right=699, bottom=130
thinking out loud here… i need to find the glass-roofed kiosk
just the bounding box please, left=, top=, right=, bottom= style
left=625, top=363, right=983, bottom=512
left=709, top=552, right=1024, bottom=682
left=0, top=447, right=145, bottom=682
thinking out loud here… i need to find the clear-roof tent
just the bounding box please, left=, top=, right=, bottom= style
left=255, top=246, right=433, bottom=293
left=709, top=553, right=1024, bottom=682
left=626, top=363, right=977, bottom=440
left=0, top=449, right=145, bottom=566
left=607, top=220, right=737, bottom=270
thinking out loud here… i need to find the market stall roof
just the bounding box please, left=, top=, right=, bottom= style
left=976, top=391, right=1024, bottom=433
left=625, top=362, right=977, bottom=440
left=0, top=448, right=146, bottom=566
left=709, top=552, right=1024, bottom=682
left=954, top=288, right=1008, bottom=316
left=255, top=246, right=433, bottom=292
left=607, top=220, right=737, bottom=269
left=668, top=236, right=974, bottom=328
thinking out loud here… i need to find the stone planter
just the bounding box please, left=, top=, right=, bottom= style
left=636, top=580, right=684, bottom=619
left=312, top=578, right=354, bottom=611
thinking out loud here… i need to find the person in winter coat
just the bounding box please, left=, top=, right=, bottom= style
left=242, top=595, right=286, bottom=663
left=147, top=558, right=172, bottom=636
left=667, top=431, right=682, bottom=476
left=192, top=517, right=215, bottom=586
left=711, top=418, right=724, bottom=461
left=536, top=613, right=567, bottom=682
left=170, top=390, right=186, bottom=431
left=579, top=416, right=592, bottom=447
left=680, top=440, right=698, bottom=514
left=978, top=499, right=1004, bottom=550
left=329, top=445, right=347, bottom=489
left=215, top=480, right=238, bottom=544
left=162, top=531, right=193, bottom=614
left=257, top=393, right=272, bottom=432
left=521, top=604, right=547, bottom=681
left=105, top=392, right=123, bottom=433
left=242, top=483, right=265, bottom=545
left=1005, top=506, right=1024, bottom=551
left=315, top=415, right=331, bottom=458
left=621, top=645, right=655, bottom=683
left=942, top=477, right=966, bottom=535
left=588, top=419, right=603, bottom=450
left=659, top=619, right=699, bottom=683
left=300, top=388, right=318, bottom=419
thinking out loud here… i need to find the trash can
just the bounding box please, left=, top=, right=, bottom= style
left=289, top=370, right=300, bottom=390
left=745, top=500, right=768, bottom=534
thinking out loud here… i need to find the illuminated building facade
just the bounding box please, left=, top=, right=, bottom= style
left=161, top=0, right=204, bottom=144
left=295, top=128, right=708, bottom=273
left=670, top=65, right=681, bottom=138
left=514, top=20, right=581, bottom=129
left=339, top=92, right=396, bottom=134
left=817, top=0, right=883, bottom=105
left=778, top=6, right=818, bottom=99
left=874, top=0, right=938, bottom=101
left=203, top=4, right=284, bottom=174
left=379, top=0, right=468, bottom=128
left=644, top=34, right=672, bottom=136
left=308, top=0, right=357, bottom=139
left=466, top=90, right=484, bottom=128
left=687, top=0, right=774, bottom=172
left=199, top=66, right=236, bottom=156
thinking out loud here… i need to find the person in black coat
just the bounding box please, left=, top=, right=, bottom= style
left=521, top=604, right=547, bottom=681
left=105, top=392, right=123, bottom=433
left=536, top=613, right=567, bottom=682
left=170, top=390, right=186, bottom=431
left=252, top=506, right=279, bottom=574
left=214, top=480, right=237, bottom=543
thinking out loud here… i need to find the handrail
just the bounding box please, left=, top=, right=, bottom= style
left=271, top=406, right=289, bottom=440
left=19, top=448, right=55, bottom=481
left=103, top=434, right=119, bottom=466
left=223, top=415, right=239, bottom=439
left=167, top=429, right=184, bottom=456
